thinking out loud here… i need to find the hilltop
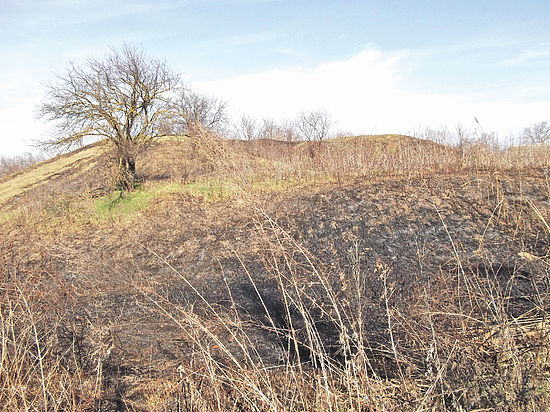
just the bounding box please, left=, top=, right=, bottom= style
left=1, top=133, right=550, bottom=411
left=0, top=134, right=447, bottom=213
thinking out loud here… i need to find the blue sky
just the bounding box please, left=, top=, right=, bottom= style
left=1, top=0, right=550, bottom=156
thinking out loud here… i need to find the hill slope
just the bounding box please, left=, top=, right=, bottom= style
left=1, top=134, right=549, bottom=411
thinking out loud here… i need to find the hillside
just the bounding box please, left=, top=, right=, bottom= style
left=0, top=134, right=451, bottom=216
left=1, top=133, right=550, bottom=411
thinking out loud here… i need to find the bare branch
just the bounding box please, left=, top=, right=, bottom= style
left=237, top=115, right=259, bottom=140
left=297, top=110, right=332, bottom=142
left=38, top=44, right=179, bottom=189
left=39, top=44, right=178, bottom=151
left=173, top=86, right=228, bottom=135
left=522, top=121, right=550, bottom=145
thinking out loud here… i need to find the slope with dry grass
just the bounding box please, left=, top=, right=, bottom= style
left=1, top=132, right=549, bottom=411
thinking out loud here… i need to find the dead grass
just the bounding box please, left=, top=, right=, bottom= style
left=0, top=142, right=107, bottom=208
left=1, top=129, right=549, bottom=410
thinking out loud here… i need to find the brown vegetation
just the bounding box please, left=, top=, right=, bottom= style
left=1, top=131, right=549, bottom=411
left=0, top=153, right=44, bottom=179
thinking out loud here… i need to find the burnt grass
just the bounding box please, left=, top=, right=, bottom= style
left=2, top=141, right=550, bottom=410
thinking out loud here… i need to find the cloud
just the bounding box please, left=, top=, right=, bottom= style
left=0, top=67, right=49, bottom=157
left=196, top=46, right=550, bottom=138
left=502, top=43, right=550, bottom=65
left=197, top=48, right=402, bottom=130
left=3, top=45, right=549, bottom=157
left=0, top=105, right=46, bottom=157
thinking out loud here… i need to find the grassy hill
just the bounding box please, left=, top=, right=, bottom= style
left=0, top=142, right=106, bottom=206
left=1, top=133, right=550, bottom=411
left=0, top=133, right=453, bottom=222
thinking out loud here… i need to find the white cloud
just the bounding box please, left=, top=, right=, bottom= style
left=0, top=104, right=47, bottom=157
left=0, top=69, right=48, bottom=157
left=196, top=46, right=550, bottom=138
left=2, top=45, right=549, bottom=157
left=502, top=42, right=550, bottom=65
left=197, top=48, right=403, bottom=130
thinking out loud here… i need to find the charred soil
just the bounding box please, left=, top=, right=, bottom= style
left=1, top=136, right=550, bottom=411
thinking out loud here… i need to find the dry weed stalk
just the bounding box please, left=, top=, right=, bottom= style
left=0, top=274, right=93, bottom=411
left=130, top=130, right=550, bottom=411
left=2, top=127, right=550, bottom=410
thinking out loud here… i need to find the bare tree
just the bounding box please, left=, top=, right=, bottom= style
left=258, top=118, right=299, bottom=141
left=237, top=115, right=260, bottom=140
left=173, top=87, right=228, bottom=135
left=522, top=121, right=550, bottom=144
left=297, top=110, right=332, bottom=142
left=259, top=118, right=278, bottom=140
left=413, top=126, right=453, bottom=145
left=38, top=45, right=178, bottom=190
left=278, top=119, right=300, bottom=142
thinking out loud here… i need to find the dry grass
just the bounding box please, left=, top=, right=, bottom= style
left=0, top=248, right=95, bottom=411
left=1, top=129, right=549, bottom=411
left=0, top=142, right=107, bottom=207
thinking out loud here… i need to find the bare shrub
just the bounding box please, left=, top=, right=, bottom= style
left=258, top=118, right=300, bottom=142
left=522, top=120, right=550, bottom=145
left=297, top=110, right=332, bottom=142
left=236, top=115, right=260, bottom=140
left=412, top=125, right=455, bottom=145
left=173, top=86, right=229, bottom=136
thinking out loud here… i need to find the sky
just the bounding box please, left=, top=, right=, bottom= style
left=1, top=0, right=550, bottom=156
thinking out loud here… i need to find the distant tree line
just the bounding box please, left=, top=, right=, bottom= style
left=413, top=120, right=550, bottom=149
left=521, top=121, right=550, bottom=145
left=233, top=110, right=332, bottom=142
left=0, top=153, right=44, bottom=179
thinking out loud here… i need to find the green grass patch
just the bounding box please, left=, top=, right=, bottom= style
left=94, top=186, right=156, bottom=219
left=93, top=180, right=232, bottom=220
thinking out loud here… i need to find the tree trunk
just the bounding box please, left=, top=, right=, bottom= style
left=117, top=154, right=136, bottom=191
